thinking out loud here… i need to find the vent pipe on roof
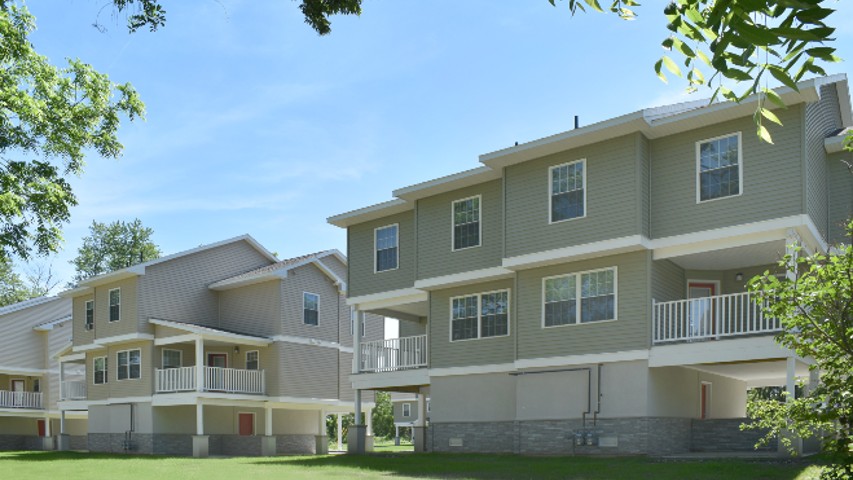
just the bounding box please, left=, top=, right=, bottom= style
left=574, top=115, right=580, bottom=129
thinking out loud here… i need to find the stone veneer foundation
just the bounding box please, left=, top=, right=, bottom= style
left=87, top=433, right=317, bottom=456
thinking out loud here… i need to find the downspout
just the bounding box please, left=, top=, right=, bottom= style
left=593, top=364, right=602, bottom=426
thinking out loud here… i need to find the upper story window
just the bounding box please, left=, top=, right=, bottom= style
left=450, top=290, right=509, bottom=341
left=543, top=267, right=617, bottom=327
left=246, top=350, right=259, bottom=370
left=550, top=159, right=586, bottom=223
left=94, top=356, right=107, bottom=385
left=108, top=288, right=121, bottom=322
left=84, top=300, right=94, bottom=331
left=402, top=402, right=411, bottom=417
left=374, top=224, right=399, bottom=272
left=303, top=292, right=319, bottom=326
left=697, top=132, right=742, bottom=202
left=162, top=349, right=182, bottom=369
left=117, top=349, right=141, bottom=380
left=452, top=196, right=481, bottom=251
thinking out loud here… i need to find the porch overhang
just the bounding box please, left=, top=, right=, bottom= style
left=149, top=318, right=271, bottom=347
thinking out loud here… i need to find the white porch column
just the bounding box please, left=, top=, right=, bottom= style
left=315, top=409, right=328, bottom=454
left=336, top=414, right=343, bottom=450
left=58, top=361, right=64, bottom=401
left=366, top=407, right=373, bottom=437
left=413, top=393, right=427, bottom=452
left=265, top=404, right=273, bottom=436
left=354, top=390, right=362, bottom=426
left=58, top=410, right=69, bottom=451
left=781, top=356, right=803, bottom=456
left=195, top=337, right=204, bottom=392
left=60, top=410, right=66, bottom=434
left=261, top=403, right=276, bottom=456
left=348, top=389, right=366, bottom=454
left=353, top=309, right=364, bottom=374
left=416, top=394, right=425, bottom=427
left=196, top=401, right=204, bottom=436
left=192, top=399, right=209, bottom=458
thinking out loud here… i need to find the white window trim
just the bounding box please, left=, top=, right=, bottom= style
left=695, top=131, right=743, bottom=204
left=303, top=291, right=320, bottom=326
left=161, top=348, right=182, bottom=369
left=116, top=348, right=142, bottom=381
left=245, top=350, right=260, bottom=370
left=548, top=159, right=587, bottom=225
left=402, top=402, right=411, bottom=417
left=84, top=299, right=94, bottom=331
left=10, top=378, right=25, bottom=391
left=448, top=288, right=511, bottom=343
left=238, top=411, right=256, bottom=436
left=541, top=266, right=618, bottom=329
left=108, top=288, right=121, bottom=322
left=207, top=352, right=229, bottom=367
left=451, top=194, right=483, bottom=252
left=93, top=356, right=108, bottom=385
left=373, top=223, right=400, bottom=274
left=686, top=279, right=721, bottom=296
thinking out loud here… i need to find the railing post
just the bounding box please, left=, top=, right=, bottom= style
left=195, top=337, right=204, bottom=392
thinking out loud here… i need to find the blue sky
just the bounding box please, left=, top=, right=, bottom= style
left=20, top=1, right=853, bottom=288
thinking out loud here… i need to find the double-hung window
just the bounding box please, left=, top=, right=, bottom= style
left=550, top=160, right=585, bottom=223
left=94, top=357, right=108, bottom=385
left=375, top=224, right=399, bottom=272
left=108, top=288, right=121, bottom=322
left=402, top=403, right=411, bottom=417
left=452, top=196, right=481, bottom=250
left=117, top=349, right=141, bottom=380
left=246, top=351, right=259, bottom=370
left=543, top=267, right=617, bottom=327
left=451, top=290, right=509, bottom=341
left=697, top=133, right=741, bottom=202
left=162, top=349, right=182, bottom=369
left=84, top=299, right=94, bottom=331
left=303, top=292, right=319, bottom=326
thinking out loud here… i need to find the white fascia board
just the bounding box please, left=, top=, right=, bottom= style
left=393, top=166, right=501, bottom=201
left=0, top=296, right=58, bottom=315
left=514, top=349, right=650, bottom=370
left=71, top=333, right=155, bottom=352
left=0, top=408, right=50, bottom=416
left=327, top=198, right=413, bottom=228
left=429, top=363, right=516, bottom=378
left=347, top=287, right=428, bottom=310
left=649, top=336, right=792, bottom=367
left=69, top=396, right=154, bottom=407
left=502, top=235, right=650, bottom=271
left=152, top=393, right=270, bottom=407
left=414, top=266, right=514, bottom=291
left=797, top=215, right=829, bottom=254
left=266, top=397, right=373, bottom=410
left=825, top=132, right=851, bottom=154
left=350, top=368, right=430, bottom=391
left=311, top=258, right=347, bottom=293
left=208, top=270, right=287, bottom=291
left=149, top=318, right=271, bottom=346
left=34, top=315, right=72, bottom=332
left=271, top=335, right=353, bottom=353
left=0, top=366, right=47, bottom=376
left=58, top=286, right=94, bottom=298
left=58, top=352, right=86, bottom=363
left=153, top=334, right=197, bottom=346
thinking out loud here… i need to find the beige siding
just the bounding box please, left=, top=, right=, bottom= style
left=155, top=344, right=195, bottom=368
left=46, top=320, right=73, bottom=409
left=829, top=150, right=853, bottom=244
left=338, top=351, right=354, bottom=402
left=516, top=251, right=650, bottom=360
left=393, top=398, right=419, bottom=423
left=138, top=240, right=272, bottom=331
left=320, top=255, right=348, bottom=283
left=651, top=259, right=684, bottom=303
left=94, top=277, right=139, bottom=339
left=416, top=179, right=503, bottom=279
left=504, top=134, right=640, bottom=258
left=804, top=85, right=844, bottom=241
left=85, top=340, right=153, bottom=400
left=638, top=133, right=651, bottom=238
left=651, top=107, right=805, bottom=238
left=0, top=297, right=70, bottom=369
left=398, top=318, right=427, bottom=337
left=219, top=279, right=281, bottom=337
left=72, top=295, right=95, bottom=347
left=281, top=264, right=342, bottom=343
left=275, top=342, right=338, bottom=399
left=429, top=279, right=515, bottom=369
left=348, top=211, right=415, bottom=297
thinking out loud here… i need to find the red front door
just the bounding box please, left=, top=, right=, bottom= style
left=207, top=353, right=227, bottom=368
left=688, top=282, right=718, bottom=336
left=238, top=413, right=254, bottom=436
left=37, top=419, right=46, bottom=437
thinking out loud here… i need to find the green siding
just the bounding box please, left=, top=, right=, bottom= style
left=639, top=133, right=651, bottom=238
left=416, top=179, right=503, bottom=279
left=804, top=85, right=843, bottom=242
left=829, top=151, right=853, bottom=244
left=219, top=279, right=281, bottom=337
left=504, top=134, right=640, bottom=258
left=651, top=259, right=684, bottom=303
left=348, top=211, right=415, bottom=297
left=650, top=108, right=804, bottom=238
left=429, top=279, right=515, bottom=369
left=516, top=251, right=650, bottom=360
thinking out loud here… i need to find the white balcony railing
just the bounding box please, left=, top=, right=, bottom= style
left=0, top=390, right=43, bottom=409
left=360, top=334, right=428, bottom=373
left=155, top=366, right=265, bottom=394
left=60, top=380, right=87, bottom=400
left=653, top=291, right=781, bottom=344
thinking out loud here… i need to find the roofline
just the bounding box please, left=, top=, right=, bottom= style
left=392, top=166, right=502, bottom=201
left=0, top=296, right=59, bottom=316
left=63, top=234, right=278, bottom=293
left=327, top=198, right=413, bottom=228
left=149, top=318, right=272, bottom=345
left=208, top=249, right=347, bottom=291
left=33, top=315, right=72, bottom=331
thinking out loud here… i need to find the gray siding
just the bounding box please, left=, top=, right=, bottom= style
left=639, top=133, right=651, bottom=238
left=348, top=211, right=416, bottom=297
left=399, top=318, right=427, bottom=337
left=85, top=340, right=154, bottom=400
left=429, top=279, right=515, bottom=369
left=416, top=179, right=503, bottom=279
left=516, top=251, right=650, bottom=360
left=93, top=277, right=139, bottom=340
left=46, top=320, right=73, bottom=409
left=72, top=295, right=95, bottom=347
left=281, top=264, right=343, bottom=343
left=275, top=342, right=338, bottom=399
left=804, top=85, right=844, bottom=241
left=651, top=107, right=805, bottom=238
left=829, top=150, right=853, bottom=244
left=504, top=133, right=640, bottom=258
left=651, top=260, right=684, bottom=303
left=393, top=398, right=419, bottom=423
left=0, top=297, right=70, bottom=370
left=138, top=240, right=272, bottom=331
left=219, top=280, right=281, bottom=337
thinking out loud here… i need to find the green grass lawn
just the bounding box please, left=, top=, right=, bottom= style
left=0, top=451, right=823, bottom=480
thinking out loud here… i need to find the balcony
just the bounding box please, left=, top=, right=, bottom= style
left=0, top=390, right=43, bottom=409
left=60, top=380, right=87, bottom=400
left=360, top=335, right=428, bottom=373
left=653, top=291, right=781, bottom=344
left=155, top=366, right=265, bottom=395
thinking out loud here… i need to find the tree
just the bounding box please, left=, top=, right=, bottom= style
left=71, top=219, right=161, bottom=283
left=745, top=222, right=853, bottom=479
left=0, top=3, right=144, bottom=263
left=371, top=391, right=395, bottom=439
left=0, top=256, right=34, bottom=306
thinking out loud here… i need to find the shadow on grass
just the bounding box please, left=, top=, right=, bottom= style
left=0, top=451, right=184, bottom=462
left=250, top=452, right=820, bottom=480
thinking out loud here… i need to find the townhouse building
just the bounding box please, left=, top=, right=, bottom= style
left=0, top=296, right=87, bottom=451
left=57, top=235, right=381, bottom=457
left=329, top=74, right=853, bottom=455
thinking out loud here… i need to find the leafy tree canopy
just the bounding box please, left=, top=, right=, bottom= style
left=0, top=3, right=144, bottom=263
left=746, top=223, right=853, bottom=479
left=71, top=219, right=161, bottom=283
left=0, top=256, right=33, bottom=306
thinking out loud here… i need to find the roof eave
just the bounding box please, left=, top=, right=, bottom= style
left=327, top=198, right=413, bottom=228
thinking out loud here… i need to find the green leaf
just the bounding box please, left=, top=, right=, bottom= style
left=722, top=68, right=752, bottom=81
left=760, top=108, right=783, bottom=126
left=768, top=66, right=799, bottom=91
left=654, top=59, right=668, bottom=83
left=661, top=55, right=682, bottom=77
left=757, top=123, right=774, bottom=144
left=761, top=87, right=786, bottom=109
